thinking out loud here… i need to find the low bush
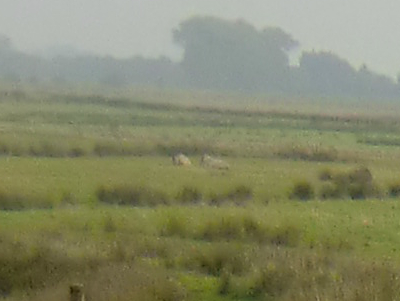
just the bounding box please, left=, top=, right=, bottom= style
left=226, top=247, right=400, bottom=301
left=318, top=167, right=333, bottom=181
left=96, top=185, right=169, bottom=207
left=276, top=144, right=338, bottom=162
left=290, top=180, right=314, bottom=201
left=176, top=186, right=202, bottom=205
left=160, top=215, right=188, bottom=237
left=389, top=182, right=400, bottom=197
left=103, top=215, right=117, bottom=233
left=59, top=192, right=79, bottom=206
left=319, top=167, right=379, bottom=200
left=201, top=216, right=244, bottom=241
left=208, top=185, right=253, bottom=206
left=0, top=240, right=99, bottom=296
left=187, top=244, right=249, bottom=276
left=0, top=191, right=53, bottom=211
left=198, top=215, right=301, bottom=246
left=84, top=263, right=186, bottom=301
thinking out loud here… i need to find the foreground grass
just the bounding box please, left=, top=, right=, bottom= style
left=2, top=85, right=400, bottom=300
left=2, top=202, right=400, bottom=300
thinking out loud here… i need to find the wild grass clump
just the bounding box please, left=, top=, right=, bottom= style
left=208, top=185, right=253, bottom=206
left=290, top=180, right=314, bottom=201
left=67, top=146, right=87, bottom=157
left=200, top=216, right=244, bottom=241
left=160, top=214, right=188, bottom=237
left=0, top=191, right=53, bottom=211
left=186, top=244, right=249, bottom=276
left=318, top=167, right=334, bottom=181
left=246, top=263, right=293, bottom=298
left=92, top=141, right=133, bottom=156
left=276, top=144, right=339, bottom=162
left=388, top=182, right=400, bottom=198
left=103, top=215, right=117, bottom=233
left=84, top=263, right=186, bottom=301
left=30, top=261, right=186, bottom=301
left=96, top=185, right=169, bottom=207
left=28, top=142, right=68, bottom=157
left=198, top=215, right=301, bottom=246
left=155, top=141, right=215, bottom=156
left=176, top=186, right=203, bottom=205
left=223, top=247, right=400, bottom=301
left=358, top=135, right=400, bottom=147
left=318, top=167, right=380, bottom=200
left=0, top=240, right=99, bottom=296
left=59, top=192, right=79, bottom=207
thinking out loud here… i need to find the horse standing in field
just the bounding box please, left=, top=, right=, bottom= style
left=172, top=153, right=192, bottom=166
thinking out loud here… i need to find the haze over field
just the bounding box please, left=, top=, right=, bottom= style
left=1, top=0, right=400, bottom=79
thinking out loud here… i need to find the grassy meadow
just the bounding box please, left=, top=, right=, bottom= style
left=2, top=84, right=400, bottom=300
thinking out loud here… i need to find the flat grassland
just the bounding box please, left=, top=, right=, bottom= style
left=2, top=85, right=400, bottom=300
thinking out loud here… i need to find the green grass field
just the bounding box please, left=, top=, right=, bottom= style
left=2, top=85, right=400, bottom=300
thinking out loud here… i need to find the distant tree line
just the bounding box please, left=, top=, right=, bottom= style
left=0, top=16, right=399, bottom=98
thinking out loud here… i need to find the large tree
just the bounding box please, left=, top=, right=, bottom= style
left=173, top=16, right=298, bottom=92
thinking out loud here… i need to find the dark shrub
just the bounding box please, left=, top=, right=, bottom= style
left=208, top=185, right=253, bottom=206
left=389, top=183, right=400, bottom=197
left=268, top=224, right=301, bottom=247
left=320, top=183, right=341, bottom=199
left=160, top=215, right=187, bottom=237
left=68, top=147, right=86, bottom=157
left=97, top=185, right=169, bottom=207
left=0, top=191, right=53, bottom=211
left=319, top=167, right=379, bottom=200
left=218, top=271, right=231, bottom=295
left=191, top=244, right=248, bottom=276
left=290, top=181, right=314, bottom=201
left=103, top=215, right=117, bottom=233
left=318, top=168, right=333, bottom=181
left=59, top=192, right=79, bottom=206
left=276, top=144, right=338, bottom=162
left=176, top=186, right=202, bottom=204
left=226, top=185, right=253, bottom=206
left=348, top=167, right=373, bottom=184
left=201, top=217, right=244, bottom=241
left=249, top=264, right=293, bottom=298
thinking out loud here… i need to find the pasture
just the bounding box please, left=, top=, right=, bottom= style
left=2, top=84, right=400, bottom=300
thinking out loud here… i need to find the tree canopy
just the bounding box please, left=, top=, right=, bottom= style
left=173, top=16, right=298, bottom=92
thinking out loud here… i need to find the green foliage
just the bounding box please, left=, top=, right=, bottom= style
left=188, top=244, right=249, bottom=276
left=160, top=214, right=188, bottom=237
left=3, top=86, right=400, bottom=301
left=84, top=263, right=186, bottom=301
left=174, top=16, right=297, bottom=92
left=176, top=186, right=203, bottom=205
left=0, top=190, right=53, bottom=211
left=103, top=215, right=117, bottom=233
left=290, top=180, right=314, bottom=201
left=388, top=182, right=400, bottom=197
left=276, top=144, right=339, bottom=162
left=208, top=185, right=253, bottom=206
left=0, top=239, right=100, bottom=296
left=318, top=167, right=333, bottom=181
left=318, top=167, right=380, bottom=200
left=96, top=185, right=169, bottom=207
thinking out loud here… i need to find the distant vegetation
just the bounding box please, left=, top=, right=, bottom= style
left=0, top=16, right=399, bottom=98
left=3, top=86, right=400, bottom=300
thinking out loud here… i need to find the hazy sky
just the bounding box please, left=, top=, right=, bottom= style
left=1, top=0, right=399, bottom=78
